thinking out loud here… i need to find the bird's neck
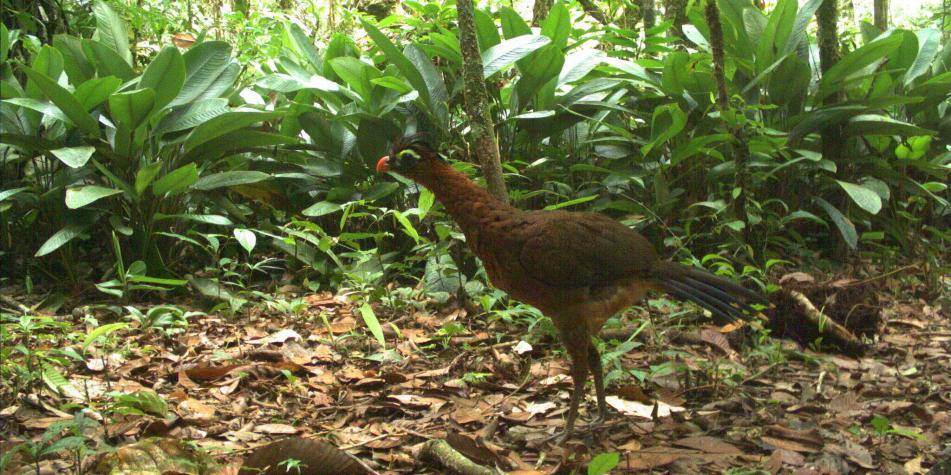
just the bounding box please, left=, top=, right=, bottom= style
left=410, top=161, right=512, bottom=231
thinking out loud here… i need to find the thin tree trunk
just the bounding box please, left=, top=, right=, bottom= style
left=532, top=0, right=554, bottom=26
left=817, top=0, right=849, bottom=254
left=642, top=0, right=655, bottom=30
left=578, top=0, right=610, bottom=26
left=664, top=0, right=688, bottom=37
left=456, top=0, right=509, bottom=203
left=873, top=0, right=888, bottom=30
left=706, top=0, right=750, bottom=244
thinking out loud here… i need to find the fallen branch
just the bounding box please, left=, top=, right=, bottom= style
left=787, top=290, right=866, bottom=354
left=418, top=439, right=496, bottom=475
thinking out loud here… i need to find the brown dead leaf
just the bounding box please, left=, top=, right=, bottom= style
left=674, top=436, right=741, bottom=455
left=254, top=423, right=298, bottom=434
left=184, top=364, right=247, bottom=382
left=446, top=432, right=506, bottom=467
left=780, top=272, right=816, bottom=286
left=451, top=407, right=485, bottom=425
left=622, top=447, right=696, bottom=471
left=699, top=328, right=735, bottom=355
left=172, top=33, right=195, bottom=48
left=761, top=436, right=820, bottom=454
left=389, top=394, right=446, bottom=411
left=248, top=328, right=301, bottom=345
left=606, top=396, right=685, bottom=419
left=178, top=399, right=216, bottom=421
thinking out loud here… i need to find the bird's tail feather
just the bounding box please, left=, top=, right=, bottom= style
left=652, top=262, right=766, bottom=322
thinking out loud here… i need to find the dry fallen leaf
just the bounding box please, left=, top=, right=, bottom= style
left=254, top=423, right=299, bottom=435
left=605, top=396, right=685, bottom=419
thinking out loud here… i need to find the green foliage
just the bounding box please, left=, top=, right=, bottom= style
left=1, top=0, right=948, bottom=299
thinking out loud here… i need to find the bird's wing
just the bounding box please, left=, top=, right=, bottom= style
left=517, top=212, right=659, bottom=289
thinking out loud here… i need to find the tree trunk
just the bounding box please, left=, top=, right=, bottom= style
left=532, top=0, right=554, bottom=26
left=816, top=0, right=849, bottom=254
left=705, top=0, right=751, bottom=244
left=642, top=0, right=655, bottom=30
left=664, top=0, right=688, bottom=38
left=873, top=0, right=888, bottom=30
left=816, top=0, right=842, bottom=161
left=578, top=0, right=610, bottom=26
left=456, top=0, right=509, bottom=203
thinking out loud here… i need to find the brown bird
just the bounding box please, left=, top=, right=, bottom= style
left=377, top=135, right=765, bottom=440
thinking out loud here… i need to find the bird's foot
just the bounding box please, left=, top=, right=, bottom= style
left=538, top=428, right=574, bottom=445
left=587, top=406, right=616, bottom=430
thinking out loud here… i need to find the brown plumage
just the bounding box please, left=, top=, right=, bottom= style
left=377, top=136, right=766, bottom=440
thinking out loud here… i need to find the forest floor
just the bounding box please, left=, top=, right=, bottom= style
left=1, top=269, right=949, bottom=474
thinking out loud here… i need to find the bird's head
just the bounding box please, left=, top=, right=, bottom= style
left=376, top=134, right=444, bottom=178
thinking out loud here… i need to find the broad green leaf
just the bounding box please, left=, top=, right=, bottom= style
left=0, top=187, right=28, bottom=202
left=93, top=1, right=132, bottom=65
left=21, top=67, right=99, bottom=135
left=171, top=41, right=236, bottom=107
left=544, top=194, right=598, bottom=210
left=362, top=19, right=432, bottom=109
left=3, top=97, right=71, bottom=123
left=370, top=76, right=413, bottom=93
left=135, top=162, right=162, bottom=195
left=845, top=114, right=932, bottom=137
left=541, top=3, right=570, bottom=49
left=82, top=39, right=135, bottom=80
left=473, top=9, right=501, bottom=50
left=558, top=49, right=603, bottom=86
left=26, top=46, right=64, bottom=99
left=140, top=46, right=185, bottom=110
left=73, top=76, right=121, bottom=111
left=50, top=146, right=95, bottom=168
left=83, top=322, right=128, bottom=351
left=904, top=28, right=941, bottom=86
left=65, top=185, right=123, bottom=209
left=359, top=303, right=386, bottom=347
left=155, top=213, right=233, bottom=226
left=815, top=197, right=858, bottom=250
left=329, top=56, right=375, bottom=98
left=154, top=98, right=229, bottom=135
left=836, top=180, right=882, bottom=214
left=500, top=7, right=531, bottom=39
left=788, top=105, right=867, bottom=145
left=301, top=201, right=342, bottom=217
left=588, top=452, right=620, bottom=475
left=817, top=34, right=903, bottom=101
left=482, top=35, right=551, bottom=78
left=152, top=163, right=198, bottom=196
left=53, top=34, right=94, bottom=83
left=0, top=23, right=10, bottom=60
left=393, top=210, right=420, bottom=243
left=255, top=73, right=340, bottom=93
left=35, top=224, right=89, bottom=257
left=233, top=228, right=256, bottom=253
left=185, top=130, right=299, bottom=160
left=406, top=44, right=448, bottom=106
left=755, top=0, right=796, bottom=72
left=193, top=171, right=270, bottom=190
left=108, top=88, right=156, bottom=131
left=783, top=0, right=823, bottom=55
left=417, top=188, right=435, bottom=219
left=282, top=22, right=321, bottom=69
left=183, top=110, right=279, bottom=152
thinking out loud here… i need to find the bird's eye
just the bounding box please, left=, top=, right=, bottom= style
left=397, top=149, right=421, bottom=161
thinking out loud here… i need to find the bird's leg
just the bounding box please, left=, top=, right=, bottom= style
left=562, top=356, right=589, bottom=440
left=587, top=342, right=610, bottom=426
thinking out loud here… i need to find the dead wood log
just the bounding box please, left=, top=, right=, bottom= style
left=418, top=439, right=495, bottom=475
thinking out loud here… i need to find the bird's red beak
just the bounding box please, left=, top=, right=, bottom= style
left=376, top=156, right=390, bottom=173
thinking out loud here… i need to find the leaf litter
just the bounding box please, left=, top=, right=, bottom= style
left=1, top=273, right=949, bottom=474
